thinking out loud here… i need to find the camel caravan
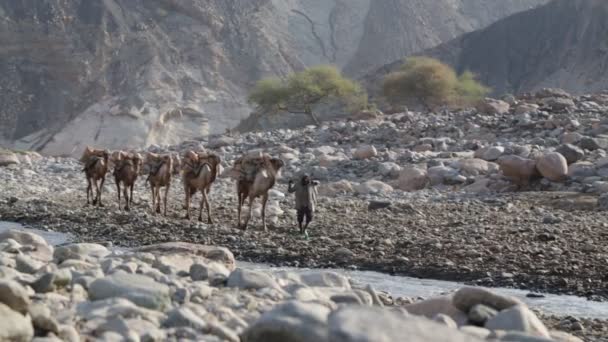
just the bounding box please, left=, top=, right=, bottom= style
left=79, top=146, right=284, bottom=230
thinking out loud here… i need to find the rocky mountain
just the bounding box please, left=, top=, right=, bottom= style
left=371, top=0, right=608, bottom=98
left=0, top=0, right=548, bottom=155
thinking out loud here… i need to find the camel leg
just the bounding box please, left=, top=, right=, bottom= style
left=243, top=196, right=254, bottom=230
left=198, top=190, right=205, bottom=222
left=163, top=184, right=169, bottom=216
left=261, top=193, right=269, bottom=231
left=123, top=185, right=130, bottom=211
left=98, top=176, right=106, bottom=207
left=155, top=187, right=161, bottom=214
left=130, top=183, right=134, bottom=206
left=204, top=187, right=212, bottom=224
left=92, top=179, right=99, bottom=206
left=150, top=184, right=156, bottom=214
left=86, top=178, right=92, bottom=206
left=116, top=179, right=121, bottom=210
left=237, top=190, right=242, bottom=228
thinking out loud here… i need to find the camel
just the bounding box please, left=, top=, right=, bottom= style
left=234, top=154, right=284, bottom=231
left=181, top=150, right=221, bottom=222
left=82, top=148, right=110, bottom=207
left=144, top=152, right=173, bottom=216
left=113, top=152, right=143, bottom=211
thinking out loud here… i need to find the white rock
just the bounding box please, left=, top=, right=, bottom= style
left=355, top=180, right=394, bottom=195
left=397, top=167, right=428, bottom=192
left=485, top=305, right=551, bottom=338
left=0, top=302, right=34, bottom=342
left=88, top=271, right=171, bottom=310
left=353, top=145, right=378, bottom=160
left=536, top=152, right=568, bottom=182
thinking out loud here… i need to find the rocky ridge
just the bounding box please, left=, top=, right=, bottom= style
left=0, top=0, right=548, bottom=156
left=0, top=228, right=600, bottom=341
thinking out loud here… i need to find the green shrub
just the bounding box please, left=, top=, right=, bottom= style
left=382, top=57, right=489, bottom=109
left=248, top=65, right=367, bottom=124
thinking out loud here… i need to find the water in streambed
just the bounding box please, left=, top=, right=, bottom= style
left=1, top=221, right=607, bottom=319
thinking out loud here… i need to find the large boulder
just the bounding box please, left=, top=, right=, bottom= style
left=227, top=268, right=279, bottom=291
left=427, top=166, right=459, bottom=185
left=53, top=243, right=110, bottom=263
left=404, top=296, right=467, bottom=326
left=353, top=145, right=378, bottom=160
left=378, top=162, right=401, bottom=178
left=0, top=303, right=34, bottom=342
left=454, top=158, right=492, bottom=177
left=497, top=156, right=539, bottom=186
left=0, top=230, right=53, bottom=262
left=474, top=146, right=505, bottom=162
left=485, top=305, right=551, bottom=338
left=0, top=280, right=31, bottom=314
left=317, top=180, right=355, bottom=197
left=452, top=287, right=522, bottom=313
left=355, top=180, right=394, bottom=195
left=0, top=150, right=20, bottom=167
left=136, top=242, right=236, bottom=271
left=477, top=98, right=510, bottom=115
left=241, top=301, right=330, bottom=342
left=397, top=167, right=428, bottom=191
left=88, top=271, right=171, bottom=310
left=555, top=144, right=584, bottom=164
left=328, top=306, right=481, bottom=342
left=536, top=152, right=568, bottom=182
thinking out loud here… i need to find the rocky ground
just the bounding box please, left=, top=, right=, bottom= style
left=0, top=228, right=602, bottom=341
left=2, top=88, right=608, bottom=340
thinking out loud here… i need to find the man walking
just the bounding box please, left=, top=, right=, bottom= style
left=288, top=174, right=319, bottom=238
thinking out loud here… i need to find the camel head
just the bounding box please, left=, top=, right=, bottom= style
left=269, top=158, right=285, bottom=173
left=131, top=153, right=143, bottom=173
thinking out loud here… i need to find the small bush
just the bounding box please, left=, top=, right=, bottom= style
left=382, top=57, right=489, bottom=109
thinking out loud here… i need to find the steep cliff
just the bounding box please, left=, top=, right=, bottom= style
left=0, top=0, right=548, bottom=155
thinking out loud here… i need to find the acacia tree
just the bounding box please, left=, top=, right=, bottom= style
left=248, top=65, right=367, bottom=125
left=382, top=57, right=489, bottom=109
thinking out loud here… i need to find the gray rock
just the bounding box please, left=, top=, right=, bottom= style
left=15, top=254, right=44, bottom=274
left=0, top=279, right=30, bottom=314
left=0, top=302, right=34, bottom=342
left=31, top=273, right=57, bottom=293
left=468, top=304, right=498, bottom=326
left=485, top=305, right=551, bottom=338
left=76, top=298, right=165, bottom=325
left=0, top=230, right=53, bottom=261
left=555, top=144, right=584, bottom=164
left=88, top=271, right=171, bottom=310
left=453, top=287, right=522, bottom=312
left=53, top=243, right=110, bottom=263
left=241, top=301, right=330, bottom=342
left=300, top=271, right=351, bottom=289
left=29, top=303, right=59, bottom=334
left=227, top=268, right=279, bottom=290
left=578, top=137, right=608, bottom=151
left=163, top=307, right=207, bottom=330
left=328, top=306, right=481, bottom=342
left=190, top=262, right=230, bottom=286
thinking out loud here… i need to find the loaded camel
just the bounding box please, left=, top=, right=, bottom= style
left=181, top=150, right=221, bottom=222
left=143, top=152, right=173, bottom=216
left=232, top=153, right=284, bottom=231
left=80, top=146, right=110, bottom=207
left=113, top=151, right=143, bottom=211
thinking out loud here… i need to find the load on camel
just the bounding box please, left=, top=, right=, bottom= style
left=227, top=151, right=284, bottom=231
left=181, top=150, right=221, bottom=223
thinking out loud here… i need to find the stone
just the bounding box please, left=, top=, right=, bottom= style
left=378, top=162, right=401, bottom=178
left=468, top=304, right=498, bottom=326
left=536, top=152, right=568, bottom=182
left=353, top=145, right=377, bottom=160
left=0, top=302, right=34, bottom=342
left=58, top=325, right=80, bottom=342
left=497, top=155, right=539, bottom=186
left=0, top=230, right=53, bottom=261
left=578, top=137, right=608, bottom=151
left=136, top=243, right=236, bottom=271
left=318, top=180, right=355, bottom=196
left=477, top=98, right=510, bottom=115
left=163, top=307, right=207, bottom=330
left=433, top=314, right=457, bottom=329
left=241, top=301, right=330, bottom=342
left=15, top=254, right=44, bottom=274
left=368, top=201, right=391, bottom=210
left=190, top=262, right=230, bottom=285
left=475, top=146, right=505, bottom=161
left=427, top=166, right=458, bottom=185
left=96, top=317, right=161, bottom=340
left=299, top=271, right=351, bottom=289
left=485, top=305, right=551, bottom=338
left=31, top=273, right=57, bottom=293
left=455, top=158, right=491, bottom=176
left=0, top=279, right=30, bottom=314
left=354, top=180, right=393, bottom=195
left=227, top=268, right=279, bottom=290
left=555, top=144, right=584, bottom=164
left=0, top=150, right=20, bottom=166
left=76, top=298, right=164, bottom=325
left=53, top=243, right=109, bottom=263
left=328, top=306, right=481, bottom=342
left=541, top=97, right=576, bottom=110
left=550, top=331, right=584, bottom=342
left=88, top=271, right=171, bottom=310
left=29, top=303, right=59, bottom=334
left=460, top=326, right=491, bottom=339
left=514, top=103, right=539, bottom=115
left=568, top=162, right=596, bottom=180
left=453, top=287, right=522, bottom=313
left=404, top=296, right=468, bottom=326
left=397, top=167, right=428, bottom=191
